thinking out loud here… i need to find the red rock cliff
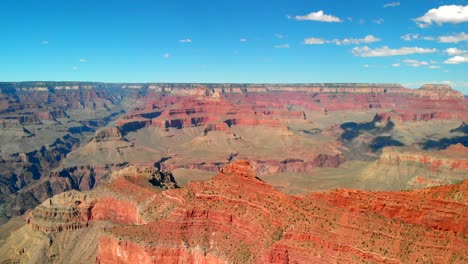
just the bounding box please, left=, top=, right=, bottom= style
left=96, top=160, right=467, bottom=264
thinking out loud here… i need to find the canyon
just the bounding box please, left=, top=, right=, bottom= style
left=0, top=160, right=466, bottom=263
left=0, top=82, right=467, bottom=263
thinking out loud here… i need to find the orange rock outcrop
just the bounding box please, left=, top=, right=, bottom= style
left=89, top=161, right=467, bottom=263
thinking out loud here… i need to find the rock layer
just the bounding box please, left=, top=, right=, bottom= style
left=94, top=161, right=467, bottom=264
left=2, top=160, right=466, bottom=263
left=1, top=82, right=467, bottom=263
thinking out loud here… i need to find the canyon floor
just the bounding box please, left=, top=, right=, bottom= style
left=0, top=82, right=467, bottom=263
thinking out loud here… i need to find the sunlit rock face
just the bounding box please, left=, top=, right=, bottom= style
left=95, top=161, right=467, bottom=264
left=1, top=159, right=467, bottom=263
left=0, top=82, right=467, bottom=263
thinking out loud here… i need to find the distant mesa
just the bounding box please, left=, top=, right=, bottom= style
left=419, top=84, right=453, bottom=91
left=416, top=84, right=464, bottom=99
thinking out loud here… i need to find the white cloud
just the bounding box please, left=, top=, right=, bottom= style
left=415, top=5, right=468, bottom=28
left=79, top=58, right=87, bottom=62
left=240, top=38, right=247, bottom=42
left=274, top=44, right=290, bottom=49
left=352, top=46, right=437, bottom=57
left=41, top=40, right=49, bottom=45
left=304, top=35, right=381, bottom=45
left=275, top=33, right=287, bottom=39
left=384, top=2, right=400, bottom=8
left=304, top=38, right=326, bottom=45
left=401, top=34, right=437, bottom=41
left=295, top=10, right=342, bottom=23
left=163, top=53, right=170, bottom=59
left=438, top=32, right=468, bottom=43
left=444, top=55, right=468, bottom=64
left=373, top=18, right=384, bottom=25
left=179, top=39, right=192, bottom=43
left=393, top=59, right=439, bottom=69
left=334, top=35, right=380, bottom=45
left=403, top=59, right=429, bottom=67
left=445, top=47, right=467, bottom=55
left=401, top=33, right=420, bottom=41
left=363, top=64, right=370, bottom=68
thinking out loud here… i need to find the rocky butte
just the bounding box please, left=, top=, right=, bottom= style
left=0, top=82, right=467, bottom=263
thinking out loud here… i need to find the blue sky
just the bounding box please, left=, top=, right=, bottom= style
left=1, top=0, right=467, bottom=93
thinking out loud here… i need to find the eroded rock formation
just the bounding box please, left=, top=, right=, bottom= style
left=92, top=161, right=466, bottom=263
left=5, top=161, right=464, bottom=263
left=0, top=82, right=467, bottom=264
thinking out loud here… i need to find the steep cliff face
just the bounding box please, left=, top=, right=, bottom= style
left=375, top=111, right=463, bottom=123
left=117, top=82, right=466, bottom=134
left=27, top=191, right=95, bottom=233
left=146, top=96, right=301, bottom=130
left=97, top=237, right=227, bottom=264
left=24, top=165, right=178, bottom=234
left=0, top=83, right=130, bottom=223
left=251, top=154, right=345, bottom=175
left=95, top=161, right=467, bottom=264
left=0, top=83, right=125, bottom=124
left=1, top=160, right=466, bottom=263
left=414, top=84, right=465, bottom=99
left=160, top=154, right=345, bottom=176
left=378, top=144, right=468, bottom=170
left=93, top=127, right=123, bottom=142
left=359, top=144, right=468, bottom=190
left=0, top=134, right=84, bottom=217
left=313, top=181, right=468, bottom=234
